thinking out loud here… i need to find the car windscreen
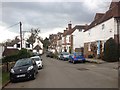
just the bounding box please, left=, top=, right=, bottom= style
left=14, top=59, right=32, bottom=67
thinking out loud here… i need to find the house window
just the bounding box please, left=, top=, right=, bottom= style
left=17, top=44, right=20, bottom=48
left=69, top=36, right=71, bottom=42
left=26, top=43, right=30, bottom=48
left=102, top=24, right=105, bottom=30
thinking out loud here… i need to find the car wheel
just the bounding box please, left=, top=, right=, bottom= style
left=32, top=71, right=36, bottom=80
left=83, top=60, right=86, bottom=63
left=73, top=61, right=76, bottom=64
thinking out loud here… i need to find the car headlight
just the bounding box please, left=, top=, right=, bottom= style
left=27, top=66, right=33, bottom=71
left=10, top=69, right=15, bottom=73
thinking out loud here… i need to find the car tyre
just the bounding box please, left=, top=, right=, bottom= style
left=32, top=71, right=36, bottom=80
left=73, top=61, right=76, bottom=64
left=82, top=60, right=85, bottom=63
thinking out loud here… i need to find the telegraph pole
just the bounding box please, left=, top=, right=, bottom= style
left=20, top=22, right=22, bottom=49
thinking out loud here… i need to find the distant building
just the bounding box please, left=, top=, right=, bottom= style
left=33, top=38, right=43, bottom=54
left=56, top=32, right=63, bottom=53
left=3, top=36, right=44, bottom=56
left=72, top=25, right=86, bottom=52
left=48, top=34, right=58, bottom=53
left=61, top=23, right=86, bottom=53
left=61, top=23, right=73, bottom=53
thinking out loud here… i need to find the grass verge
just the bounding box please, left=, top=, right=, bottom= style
left=2, top=72, right=10, bottom=85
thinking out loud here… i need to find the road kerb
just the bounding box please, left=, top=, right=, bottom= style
left=2, top=80, right=10, bottom=89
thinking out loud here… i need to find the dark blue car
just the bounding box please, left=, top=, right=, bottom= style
left=69, top=52, right=86, bottom=64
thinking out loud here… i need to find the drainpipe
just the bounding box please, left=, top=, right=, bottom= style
left=116, top=17, right=120, bottom=60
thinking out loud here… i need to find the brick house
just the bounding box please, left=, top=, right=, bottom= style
left=62, top=23, right=73, bottom=53
left=56, top=32, right=63, bottom=53
left=49, top=34, right=58, bottom=53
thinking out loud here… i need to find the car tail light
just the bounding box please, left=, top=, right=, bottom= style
left=74, top=56, right=76, bottom=58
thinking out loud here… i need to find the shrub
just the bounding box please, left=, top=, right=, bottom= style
left=17, top=48, right=32, bottom=59
left=2, top=48, right=32, bottom=63
left=103, top=38, right=118, bottom=62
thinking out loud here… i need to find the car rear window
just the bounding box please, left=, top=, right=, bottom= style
left=32, top=58, right=40, bottom=61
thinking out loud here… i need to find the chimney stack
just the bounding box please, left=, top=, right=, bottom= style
left=68, top=21, right=72, bottom=30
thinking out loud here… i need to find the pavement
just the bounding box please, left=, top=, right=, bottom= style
left=4, top=54, right=118, bottom=88
left=86, top=58, right=105, bottom=64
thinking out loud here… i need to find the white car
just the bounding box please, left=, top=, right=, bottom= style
left=31, top=56, right=43, bottom=69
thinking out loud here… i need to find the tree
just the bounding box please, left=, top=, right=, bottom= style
left=43, top=37, right=50, bottom=49
left=103, top=38, right=118, bottom=62
left=27, top=28, right=40, bottom=49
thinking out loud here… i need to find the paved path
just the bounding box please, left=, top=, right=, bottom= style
left=5, top=54, right=118, bottom=88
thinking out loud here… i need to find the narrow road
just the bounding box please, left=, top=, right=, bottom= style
left=5, top=54, right=118, bottom=88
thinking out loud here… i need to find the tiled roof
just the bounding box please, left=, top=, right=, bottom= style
left=2, top=48, right=19, bottom=57
left=33, top=45, right=42, bottom=50
left=85, top=1, right=120, bottom=31
left=63, top=25, right=86, bottom=36
left=63, top=30, right=68, bottom=37
left=5, top=38, right=20, bottom=47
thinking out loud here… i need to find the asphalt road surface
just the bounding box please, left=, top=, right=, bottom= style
left=5, top=54, right=118, bottom=88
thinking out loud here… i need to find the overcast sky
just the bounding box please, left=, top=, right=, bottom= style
left=0, top=0, right=112, bottom=43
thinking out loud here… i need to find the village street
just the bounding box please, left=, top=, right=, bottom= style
left=5, top=54, right=118, bottom=88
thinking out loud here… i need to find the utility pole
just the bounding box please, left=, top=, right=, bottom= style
left=20, top=22, right=22, bottom=49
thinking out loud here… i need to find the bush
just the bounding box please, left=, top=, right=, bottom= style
left=17, top=48, right=32, bottom=59
left=103, top=38, right=118, bottom=62
left=2, top=48, right=32, bottom=63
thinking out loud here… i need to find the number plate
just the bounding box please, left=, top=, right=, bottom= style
left=78, top=59, right=82, bottom=60
left=17, top=74, right=25, bottom=78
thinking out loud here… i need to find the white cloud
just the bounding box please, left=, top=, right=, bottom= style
left=39, top=27, right=64, bottom=39
left=0, top=26, right=18, bottom=43
left=1, top=1, right=112, bottom=41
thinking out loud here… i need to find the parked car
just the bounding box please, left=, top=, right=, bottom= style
left=46, top=51, right=54, bottom=58
left=32, top=52, right=40, bottom=56
left=31, top=56, right=43, bottom=69
left=10, top=58, right=38, bottom=82
left=69, top=52, right=86, bottom=64
left=59, top=52, right=70, bottom=61
left=57, top=53, right=61, bottom=60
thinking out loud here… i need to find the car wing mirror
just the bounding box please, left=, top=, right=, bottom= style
left=11, top=66, right=13, bottom=69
